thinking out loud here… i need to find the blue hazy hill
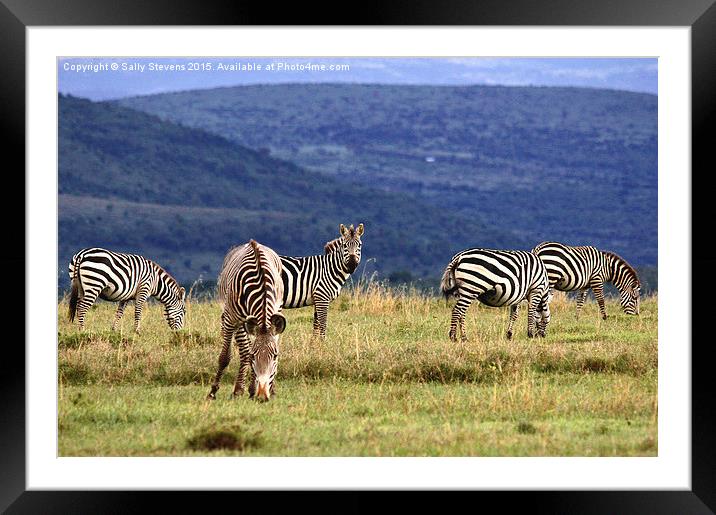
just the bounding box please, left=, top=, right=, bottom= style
left=116, top=83, right=657, bottom=267
left=58, top=94, right=524, bottom=289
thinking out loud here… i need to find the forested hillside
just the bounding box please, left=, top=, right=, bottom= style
left=58, top=94, right=522, bottom=290
left=117, top=84, right=657, bottom=265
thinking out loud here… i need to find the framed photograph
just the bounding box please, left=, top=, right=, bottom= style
left=5, top=0, right=714, bottom=512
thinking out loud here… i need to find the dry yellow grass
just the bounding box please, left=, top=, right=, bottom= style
left=57, top=284, right=657, bottom=456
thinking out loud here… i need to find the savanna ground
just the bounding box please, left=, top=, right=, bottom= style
left=57, top=284, right=657, bottom=456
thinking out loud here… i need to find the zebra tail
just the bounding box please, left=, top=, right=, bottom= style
left=440, top=258, right=459, bottom=301
left=68, top=277, right=80, bottom=322
left=68, top=257, right=82, bottom=322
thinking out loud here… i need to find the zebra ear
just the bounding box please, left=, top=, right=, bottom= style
left=271, top=313, right=287, bottom=335
left=179, top=287, right=186, bottom=301
left=244, top=316, right=260, bottom=336
left=356, top=223, right=364, bottom=237
left=339, top=224, right=348, bottom=237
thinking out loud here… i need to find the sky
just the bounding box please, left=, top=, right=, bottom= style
left=58, top=57, right=657, bottom=101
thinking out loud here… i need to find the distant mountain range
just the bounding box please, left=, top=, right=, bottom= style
left=116, top=84, right=657, bottom=265
left=58, top=94, right=520, bottom=290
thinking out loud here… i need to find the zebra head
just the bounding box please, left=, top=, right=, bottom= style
left=620, top=282, right=641, bottom=316
left=604, top=251, right=641, bottom=316
left=165, top=286, right=187, bottom=330
left=338, top=223, right=364, bottom=273
left=244, top=313, right=287, bottom=402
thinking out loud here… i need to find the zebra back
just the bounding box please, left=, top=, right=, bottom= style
left=69, top=247, right=183, bottom=297
left=219, top=240, right=284, bottom=329
left=442, top=248, right=549, bottom=306
left=532, top=241, right=605, bottom=290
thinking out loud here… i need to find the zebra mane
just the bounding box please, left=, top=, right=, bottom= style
left=602, top=250, right=640, bottom=286
left=153, top=261, right=181, bottom=292
left=324, top=237, right=342, bottom=255
left=249, top=240, right=270, bottom=330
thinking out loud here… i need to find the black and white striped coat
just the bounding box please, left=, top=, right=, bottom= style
left=207, top=240, right=286, bottom=402
left=440, top=248, right=551, bottom=341
left=68, top=247, right=186, bottom=333
left=532, top=241, right=641, bottom=319
left=280, top=223, right=363, bottom=338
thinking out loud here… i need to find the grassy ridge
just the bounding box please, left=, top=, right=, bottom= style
left=57, top=287, right=657, bottom=456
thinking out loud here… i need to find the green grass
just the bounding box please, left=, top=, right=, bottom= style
left=57, top=287, right=658, bottom=456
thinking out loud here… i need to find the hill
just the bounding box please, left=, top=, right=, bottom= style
left=116, top=83, right=657, bottom=265
left=58, top=94, right=523, bottom=289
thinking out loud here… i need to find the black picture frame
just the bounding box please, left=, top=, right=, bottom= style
left=3, top=1, right=714, bottom=512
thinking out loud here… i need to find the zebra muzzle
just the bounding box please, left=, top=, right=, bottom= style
left=255, top=381, right=270, bottom=402
left=346, top=256, right=359, bottom=273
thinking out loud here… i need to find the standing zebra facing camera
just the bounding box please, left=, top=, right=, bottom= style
left=440, top=248, right=552, bottom=341
left=207, top=240, right=287, bottom=402
left=68, top=248, right=186, bottom=333
left=531, top=241, right=641, bottom=319
left=280, top=223, right=363, bottom=339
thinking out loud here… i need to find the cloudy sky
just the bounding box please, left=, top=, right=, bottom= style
left=58, top=57, right=657, bottom=100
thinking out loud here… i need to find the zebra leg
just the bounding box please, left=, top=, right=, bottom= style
left=449, top=296, right=472, bottom=342
left=268, top=356, right=279, bottom=398
left=111, top=300, right=128, bottom=331
left=575, top=289, right=589, bottom=319
left=207, top=315, right=234, bottom=400
left=75, top=287, right=101, bottom=331
left=312, top=297, right=330, bottom=340
left=270, top=374, right=277, bottom=397
left=537, top=294, right=551, bottom=337
left=592, top=283, right=608, bottom=320
left=526, top=292, right=540, bottom=338
left=506, top=304, right=520, bottom=340
left=232, top=327, right=251, bottom=398
left=132, top=285, right=151, bottom=334
left=248, top=368, right=258, bottom=399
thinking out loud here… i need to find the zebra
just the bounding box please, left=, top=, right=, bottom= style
left=280, top=223, right=363, bottom=339
left=207, top=240, right=287, bottom=402
left=440, top=248, right=552, bottom=341
left=68, top=247, right=186, bottom=333
left=531, top=241, right=641, bottom=319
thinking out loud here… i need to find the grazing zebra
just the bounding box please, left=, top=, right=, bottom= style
left=68, top=247, right=186, bottom=333
left=207, top=240, right=286, bottom=402
left=280, top=223, right=364, bottom=339
left=440, top=248, right=552, bottom=341
left=531, top=241, right=641, bottom=319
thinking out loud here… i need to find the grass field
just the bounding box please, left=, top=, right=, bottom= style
left=57, top=285, right=658, bottom=456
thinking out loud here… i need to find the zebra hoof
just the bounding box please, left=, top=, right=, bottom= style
left=506, top=331, right=513, bottom=340
left=602, top=315, right=608, bottom=321
left=206, top=393, right=216, bottom=401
